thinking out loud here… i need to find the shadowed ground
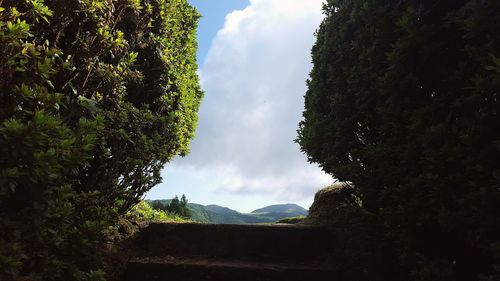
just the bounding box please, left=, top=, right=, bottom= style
left=120, top=222, right=340, bottom=281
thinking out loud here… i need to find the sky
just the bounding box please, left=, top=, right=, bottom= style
left=146, top=0, right=333, bottom=213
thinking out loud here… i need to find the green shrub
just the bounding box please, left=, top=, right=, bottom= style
left=126, top=201, right=188, bottom=223
left=0, top=0, right=202, bottom=280
left=326, top=206, right=396, bottom=281
left=149, top=194, right=192, bottom=219
left=276, top=216, right=307, bottom=224
left=298, top=0, right=500, bottom=280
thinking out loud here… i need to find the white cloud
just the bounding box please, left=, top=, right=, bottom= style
left=172, top=0, right=332, bottom=203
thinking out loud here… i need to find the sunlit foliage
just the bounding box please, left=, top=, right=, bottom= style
left=126, top=201, right=188, bottom=223
left=151, top=194, right=191, bottom=219
left=0, top=0, right=202, bottom=279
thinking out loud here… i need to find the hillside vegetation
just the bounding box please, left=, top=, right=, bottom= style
left=127, top=201, right=189, bottom=223
left=148, top=200, right=308, bottom=224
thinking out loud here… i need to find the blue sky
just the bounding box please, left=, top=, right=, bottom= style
left=146, top=0, right=332, bottom=213
left=188, top=0, right=249, bottom=63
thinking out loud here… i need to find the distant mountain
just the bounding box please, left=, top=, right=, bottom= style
left=249, top=204, right=308, bottom=222
left=147, top=200, right=308, bottom=224
left=251, top=203, right=308, bottom=215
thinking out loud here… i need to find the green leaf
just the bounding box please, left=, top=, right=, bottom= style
left=3, top=119, right=24, bottom=134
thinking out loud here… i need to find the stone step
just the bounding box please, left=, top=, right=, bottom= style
left=122, top=256, right=340, bottom=281
left=131, top=223, right=335, bottom=263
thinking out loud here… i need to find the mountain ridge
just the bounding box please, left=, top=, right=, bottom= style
left=147, top=200, right=308, bottom=224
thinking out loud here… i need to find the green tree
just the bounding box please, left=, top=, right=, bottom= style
left=298, top=0, right=500, bottom=280
left=0, top=0, right=202, bottom=280
left=179, top=194, right=192, bottom=219
left=166, top=194, right=191, bottom=218
left=150, top=200, right=168, bottom=212
left=167, top=196, right=181, bottom=214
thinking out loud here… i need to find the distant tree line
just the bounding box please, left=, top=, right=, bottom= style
left=298, top=0, right=500, bottom=280
left=150, top=194, right=192, bottom=219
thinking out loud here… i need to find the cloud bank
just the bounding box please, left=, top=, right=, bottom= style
left=173, top=0, right=332, bottom=202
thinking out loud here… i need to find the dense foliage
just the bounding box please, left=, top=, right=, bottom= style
left=0, top=0, right=202, bottom=280
left=148, top=200, right=309, bottom=224
left=298, top=0, right=500, bottom=280
left=150, top=194, right=191, bottom=218
left=127, top=201, right=187, bottom=223
left=275, top=216, right=307, bottom=224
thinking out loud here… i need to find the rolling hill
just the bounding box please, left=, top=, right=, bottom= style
left=147, top=200, right=308, bottom=224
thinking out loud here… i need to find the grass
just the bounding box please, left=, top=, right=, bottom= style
left=276, top=216, right=308, bottom=224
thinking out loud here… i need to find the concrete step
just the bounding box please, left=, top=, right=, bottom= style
left=122, top=255, right=340, bottom=281
left=121, top=223, right=338, bottom=280
left=131, top=223, right=335, bottom=263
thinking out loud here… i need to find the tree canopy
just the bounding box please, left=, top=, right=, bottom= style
left=0, top=0, right=202, bottom=279
left=150, top=194, right=192, bottom=218
left=298, top=0, right=500, bottom=280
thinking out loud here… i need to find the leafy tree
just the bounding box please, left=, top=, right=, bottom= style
left=150, top=200, right=168, bottom=212
left=0, top=0, right=202, bottom=280
left=179, top=194, right=191, bottom=218
left=298, top=0, right=500, bottom=280
left=165, top=194, right=191, bottom=218
left=167, top=196, right=181, bottom=214
left=127, top=201, right=187, bottom=223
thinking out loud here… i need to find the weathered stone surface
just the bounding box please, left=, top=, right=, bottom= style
left=123, top=256, right=340, bottom=281
left=132, top=223, right=333, bottom=261
left=119, top=222, right=338, bottom=281
left=308, top=183, right=359, bottom=222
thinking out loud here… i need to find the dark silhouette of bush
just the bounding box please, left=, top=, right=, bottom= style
left=305, top=184, right=397, bottom=281
left=0, top=0, right=202, bottom=280
left=298, top=1, right=500, bottom=280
